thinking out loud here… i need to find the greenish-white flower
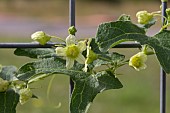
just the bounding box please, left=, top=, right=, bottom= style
left=31, top=31, right=51, bottom=45
left=129, top=52, right=147, bottom=71
left=55, top=34, right=86, bottom=69
left=136, top=11, right=153, bottom=24
left=19, top=88, right=32, bottom=105
left=0, top=77, right=9, bottom=92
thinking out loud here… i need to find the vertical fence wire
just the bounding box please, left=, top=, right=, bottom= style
left=160, top=1, right=167, bottom=113
left=69, top=0, right=75, bottom=112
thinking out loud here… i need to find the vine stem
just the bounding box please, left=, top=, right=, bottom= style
left=51, top=36, right=66, bottom=43
left=98, top=55, right=112, bottom=62
left=142, top=45, right=155, bottom=55
left=47, top=75, right=56, bottom=103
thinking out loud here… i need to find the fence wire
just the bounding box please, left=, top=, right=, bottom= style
left=0, top=0, right=167, bottom=113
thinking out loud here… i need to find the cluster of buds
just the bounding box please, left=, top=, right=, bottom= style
left=136, top=11, right=154, bottom=24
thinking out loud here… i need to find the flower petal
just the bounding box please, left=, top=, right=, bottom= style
left=138, top=63, right=147, bottom=70
left=66, top=34, right=76, bottom=46
left=140, top=52, right=147, bottom=62
left=76, top=53, right=86, bottom=64
left=66, top=57, right=74, bottom=69
left=55, top=47, right=66, bottom=56
left=77, top=41, right=86, bottom=52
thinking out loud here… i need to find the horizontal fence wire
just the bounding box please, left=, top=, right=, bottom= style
left=0, top=42, right=141, bottom=48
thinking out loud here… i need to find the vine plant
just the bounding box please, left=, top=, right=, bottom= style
left=1, top=5, right=170, bottom=113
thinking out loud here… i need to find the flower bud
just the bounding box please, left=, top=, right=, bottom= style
left=0, top=77, right=9, bottom=92
left=68, top=26, right=77, bottom=35
left=129, top=52, right=147, bottom=71
left=19, top=88, right=32, bottom=105
left=31, top=31, right=51, bottom=45
left=166, top=8, right=170, bottom=16
left=136, top=11, right=153, bottom=24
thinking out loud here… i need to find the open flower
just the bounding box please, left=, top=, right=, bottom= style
left=55, top=34, right=86, bottom=69
left=0, top=77, right=9, bottom=92
left=136, top=11, right=153, bottom=24
left=31, top=31, right=51, bottom=45
left=129, top=52, right=147, bottom=71
left=19, top=88, right=33, bottom=105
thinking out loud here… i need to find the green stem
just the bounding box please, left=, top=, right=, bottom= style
left=53, top=44, right=65, bottom=47
left=145, top=51, right=155, bottom=55
left=46, top=75, right=62, bottom=109
left=142, top=45, right=148, bottom=54
left=117, top=60, right=129, bottom=67
left=47, top=75, right=56, bottom=103
left=98, top=55, right=112, bottom=62
left=153, top=13, right=168, bottom=25
left=142, top=45, right=155, bottom=55
left=160, top=23, right=170, bottom=31
left=51, top=36, right=66, bottom=42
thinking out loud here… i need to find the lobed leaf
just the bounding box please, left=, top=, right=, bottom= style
left=147, top=30, right=170, bottom=73
left=70, top=71, right=123, bottom=113
left=17, top=57, right=88, bottom=81
left=95, top=21, right=147, bottom=52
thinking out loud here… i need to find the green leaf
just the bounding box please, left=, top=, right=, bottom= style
left=96, top=21, right=147, bottom=52
left=14, top=48, right=56, bottom=59
left=0, top=66, right=18, bottom=81
left=147, top=30, right=170, bottom=73
left=17, top=57, right=87, bottom=81
left=90, top=38, right=104, bottom=54
left=0, top=89, right=19, bottom=113
left=70, top=71, right=123, bottom=113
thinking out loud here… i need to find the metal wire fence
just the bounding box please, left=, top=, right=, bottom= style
left=0, top=0, right=167, bottom=113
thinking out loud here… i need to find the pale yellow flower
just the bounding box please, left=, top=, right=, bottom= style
left=0, top=77, right=9, bottom=92
left=19, top=88, right=32, bottom=105
left=55, top=34, right=86, bottom=69
left=31, top=31, right=51, bottom=45
left=129, top=52, right=147, bottom=71
left=136, top=11, right=153, bottom=24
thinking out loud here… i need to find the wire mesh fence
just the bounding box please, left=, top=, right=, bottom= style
left=0, top=0, right=167, bottom=113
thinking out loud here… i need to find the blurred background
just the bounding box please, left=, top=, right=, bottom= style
left=0, top=0, right=170, bottom=113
